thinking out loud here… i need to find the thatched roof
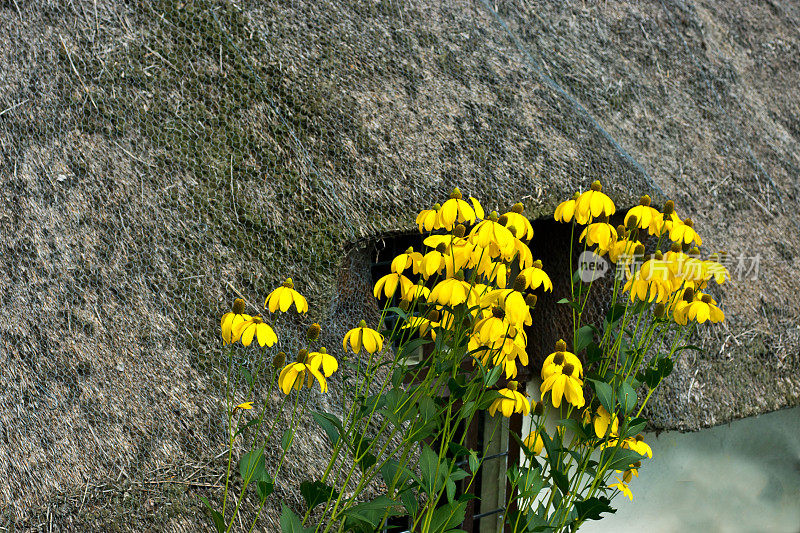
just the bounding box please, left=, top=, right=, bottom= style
left=1, top=0, right=798, bottom=529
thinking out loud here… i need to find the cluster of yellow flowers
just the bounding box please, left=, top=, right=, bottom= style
left=372, top=188, right=551, bottom=419
left=554, top=181, right=728, bottom=325
left=221, top=279, right=388, bottom=397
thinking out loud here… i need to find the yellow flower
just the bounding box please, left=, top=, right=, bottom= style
left=488, top=381, right=531, bottom=417
left=428, top=276, right=471, bottom=307
left=233, top=315, right=278, bottom=348
left=554, top=193, right=579, bottom=223
left=628, top=435, right=653, bottom=458
left=373, top=272, right=414, bottom=299
left=575, top=181, right=616, bottom=224
left=265, top=278, right=309, bottom=313
left=579, top=221, right=618, bottom=252
left=221, top=298, right=251, bottom=344
left=593, top=406, right=619, bottom=438
left=473, top=309, right=513, bottom=344
left=308, top=347, right=338, bottom=377
left=540, top=360, right=585, bottom=409
left=501, top=204, right=534, bottom=241
left=523, top=431, right=544, bottom=456
left=481, top=289, right=531, bottom=328
left=416, top=203, right=444, bottom=232
left=673, top=292, right=724, bottom=325
left=278, top=359, right=327, bottom=394
left=439, top=188, right=484, bottom=230
left=702, top=259, right=730, bottom=285
left=342, top=320, right=384, bottom=354
left=623, top=254, right=674, bottom=303
left=609, top=477, right=633, bottom=500
left=403, top=282, right=431, bottom=302
left=608, top=238, right=642, bottom=265
left=391, top=247, right=423, bottom=275
left=624, top=196, right=662, bottom=234
left=518, top=261, right=553, bottom=291
left=541, top=343, right=584, bottom=380
left=469, top=212, right=516, bottom=257
left=235, top=401, right=253, bottom=411
left=668, top=218, right=703, bottom=246
left=420, top=247, right=449, bottom=279
left=514, top=239, right=534, bottom=269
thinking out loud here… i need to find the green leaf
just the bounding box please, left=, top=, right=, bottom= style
left=256, top=473, right=274, bottom=501
left=418, top=396, right=437, bottom=420
left=239, top=450, right=265, bottom=484
left=600, top=447, right=644, bottom=471
left=428, top=501, right=467, bottom=533
left=342, top=496, right=400, bottom=528
left=279, top=504, right=312, bottom=533
left=515, top=467, right=545, bottom=498
left=484, top=363, right=503, bottom=388
left=575, top=325, right=597, bottom=353
left=300, top=480, right=337, bottom=511
left=621, top=417, right=648, bottom=438
left=419, top=444, right=442, bottom=496
left=618, top=381, right=637, bottom=415
left=199, top=496, right=225, bottom=533
left=401, top=489, right=419, bottom=516
left=281, top=429, right=293, bottom=451
left=604, top=303, right=627, bottom=327
left=447, top=377, right=467, bottom=399
left=658, top=356, right=674, bottom=378
left=468, top=451, right=479, bottom=473
left=239, top=367, right=253, bottom=387
left=380, top=459, right=418, bottom=491
left=590, top=379, right=615, bottom=414
left=312, top=411, right=343, bottom=446
left=585, top=342, right=603, bottom=364
left=574, top=496, right=616, bottom=521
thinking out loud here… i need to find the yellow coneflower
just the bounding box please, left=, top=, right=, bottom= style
left=554, top=193, right=579, bottom=223
left=579, top=221, right=618, bottom=252
left=540, top=361, right=585, bottom=409
left=415, top=203, right=444, bottom=233
left=232, top=315, right=278, bottom=348
left=439, top=188, right=484, bottom=230
left=481, top=289, right=531, bottom=328
left=609, top=477, right=633, bottom=500
left=541, top=341, right=584, bottom=380
left=265, top=278, right=309, bottom=313
left=278, top=355, right=328, bottom=394
left=221, top=298, right=251, bottom=344
left=624, top=195, right=662, bottom=234
left=502, top=204, right=534, bottom=241
left=469, top=212, right=516, bottom=257
left=518, top=261, right=553, bottom=291
left=403, top=282, right=431, bottom=302
left=488, top=381, right=531, bottom=417
left=428, top=275, right=471, bottom=307
left=593, top=405, right=619, bottom=438
left=523, top=431, right=544, bottom=456
left=669, top=218, right=703, bottom=246
left=673, top=292, right=724, bottom=325
left=473, top=308, right=513, bottom=344
left=420, top=246, right=449, bottom=279
left=575, top=181, right=616, bottom=224
left=342, top=320, right=384, bottom=354
left=513, top=238, right=534, bottom=269
left=390, top=247, right=423, bottom=275
left=373, top=272, right=414, bottom=300
left=308, top=347, right=338, bottom=377
left=608, top=238, right=642, bottom=265
left=234, top=401, right=253, bottom=411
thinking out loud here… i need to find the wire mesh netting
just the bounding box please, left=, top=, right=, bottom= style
left=1, top=0, right=799, bottom=530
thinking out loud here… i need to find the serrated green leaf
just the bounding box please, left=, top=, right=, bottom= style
left=199, top=496, right=225, bottom=533
left=279, top=504, right=312, bottom=533
left=428, top=501, right=467, bottom=533
left=239, top=450, right=265, bottom=484
left=574, top=496, right=616, bottom=521
left=342, top=496, right=400, bottom=528
left=575, top=325, right=596, bottom=353
left=300, top=480, right=337, bottom=511
left=600, top=447, right=644, bottom=471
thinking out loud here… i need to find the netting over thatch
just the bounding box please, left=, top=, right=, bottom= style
left=1, top=0, right=798, bottom=530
